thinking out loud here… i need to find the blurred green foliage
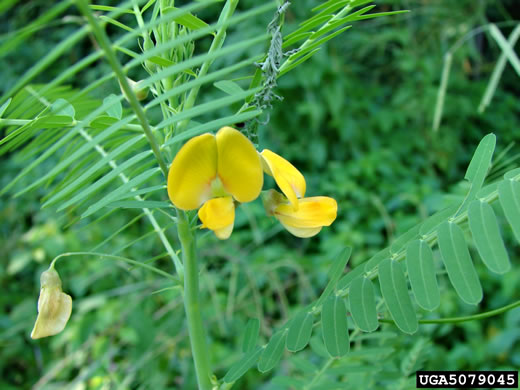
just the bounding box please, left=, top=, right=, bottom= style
left=1, top=0, right=520, bottom=389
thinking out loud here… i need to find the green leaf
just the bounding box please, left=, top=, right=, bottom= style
left=140, top=33, right=269, bottom=87
left=468, top=200, right=510, bottom=274
left=316, top=247, right=352, bottom=307
left=378, top=258, right=418, bottom=334
left=103, top=94, right=122, bottom=119
left=498, top=179, right=520, bottom=243
left=504, top=168, right=520, bottom=180
left=242, top=318, right=260, bottom=353
left=363, top=248, right=391, bottom=272
left=89, top=4, right=135, bottom=14
left=258, top=330, right=287, bottom=373
left=309, top=335, right=330, bottom=358
left=14, top=116, right=135, bottom=197
left=110, top=184, right=166, bottom=201
left=223, top=347, right=263, bottom=383
left=475, top=181, right=499, bottom=200
left=106, top=200, right=171, bottom=209
left=99, top=15, right=134, bottom=33
left=406, top=240, right=440, bottom=311
left=345, top=346, right=395, bottom=358
left=44, top=135, right=144, bottom=207
left=157, top=88, right=261, bottom=131
left=286, top=310, right=314, bottom=352
left=419, top=204, right=459, bottom=236
left=298, top=14, right=331, bottom=31
left=214, top=80, right=244, bottom=95
left=349, top=276, right=378, bottom=332
left=348, top=10, right=409, bottom=22
left=51, top=98, right=75, bottom=118
left=164, top=6, right=211, bottom=31
left=82, top=167, right=162, bottom=218
left=308, top=17, right=353, bottom=41
left=312, top=0, right=350, bottom=13
left=437, top=221, right=483, bottom=305
left=289, top=355, right=317, bottom=373
left=283, top=32, right=312, bottom=48
left=57, top=150, right=151, bottom=210
left=321, top=295, right=350, bottom=357
left=162, top=110, right=262, bottom=148
left=287, top=25, right=352, bottom=64
left=336, top=264, right=365, bottom=291
left=0, top=97, right=11, bottom=117
left=272, top=376, right=307, bottom=388
left=350, top=0, right=374, bottom=7
left=312, top=0, right=350, bottom=18
left=279, top=48, right=321, bottom=77
left=390, top=224, right=420, bottom=255
left=89, top=115, right=119, bottom=129
left=464, top=133, right=496, bottom=194
left=0, top=116, right=73, bottom=149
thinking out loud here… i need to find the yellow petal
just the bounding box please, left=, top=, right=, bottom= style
left=31, top=289, right=72, bottom=339
left=260, top=149, right=306, bottom=210
left=198, top=196, right=235, bottom=240
left=216, top=127, right=263, bottom=203
left=167, top=133, right=217, bottom=210
left=274, top=196, right=337, bottom=229
left=213, top=224, right=234, bottom=240
left=278, top=224, right=323, bottom=238
left=31, top=269, right=72, bottom=339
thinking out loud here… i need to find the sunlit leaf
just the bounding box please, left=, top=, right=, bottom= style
left=286, top=310, right=314, bottom=352
left=322, top=295, right=349, bottom=357
left=242, top=318, right=260, bottom=353
left=349, top=276, right=378, bottom=332
left=437, top=221, right=483, bottom=305
left=378, top=258, right=418, bottom=334
left=406, top=240, right=440, bottom=311
left=498, top=179, right=520, bottom=243
left=468, top=199, right=510, bottom=274
left=258, top=330, right=287, bottom=373
left=223, top=347, right=263, bottom=383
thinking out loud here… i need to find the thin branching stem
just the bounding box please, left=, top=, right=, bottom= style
left=50, top=251, right=180, bottom=283
left=380, top=299, right=520, bottom=325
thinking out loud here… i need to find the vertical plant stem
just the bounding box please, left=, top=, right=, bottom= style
left=178, top=211, right=212, bottom=390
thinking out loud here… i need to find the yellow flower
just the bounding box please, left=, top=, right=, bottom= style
left=31, top=268, right=72, bottom=339
left=167, top=127, right=263, bottom=239
left=260, top=149, right=306, bottom=210
left=263, top=189, right=338, bottom=238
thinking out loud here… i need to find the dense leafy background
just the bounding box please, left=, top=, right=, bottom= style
left=1, top=0, right=519, bottom=389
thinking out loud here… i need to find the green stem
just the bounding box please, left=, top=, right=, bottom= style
left=304, top=357, right=334, bottom=390
left=49, top=251, right=180, bottom=283
left=177, top=211, right=212, bottom=390
left=380, top=299, right=520, bottom=325
left=0, top=118, right=146, bottom=132
left=76, top=0, right=169, bottom=179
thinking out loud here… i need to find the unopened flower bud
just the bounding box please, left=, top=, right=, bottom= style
left=119, top=78, right=149, bottom=102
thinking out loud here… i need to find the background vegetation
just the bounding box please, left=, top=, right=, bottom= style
left=1, top=0, right=519, bottom=389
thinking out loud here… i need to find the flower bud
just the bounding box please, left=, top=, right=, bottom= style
left=31, top=268, right=72, bottom=339
left=119, top=77, right=149, bottom=102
